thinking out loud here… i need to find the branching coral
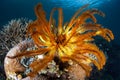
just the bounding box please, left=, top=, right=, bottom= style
left=0, top=18, right=32, bottom=54
left=8, top=3, right=114, bottom=78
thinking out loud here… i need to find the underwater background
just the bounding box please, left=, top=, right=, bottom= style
left=0, top=0, right=120, bottom=44
left=0, top=0, right=120, bottom=80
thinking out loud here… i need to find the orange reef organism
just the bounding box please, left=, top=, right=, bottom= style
left=9, top=3, right=114, bottom=77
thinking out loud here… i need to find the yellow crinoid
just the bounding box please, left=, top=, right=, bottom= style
left=10, top=3, right=114, bottom=77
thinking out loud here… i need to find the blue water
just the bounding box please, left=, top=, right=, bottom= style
left=0, top=0, right=120, bottom=80
left=0, top=0, right=120, bottom=44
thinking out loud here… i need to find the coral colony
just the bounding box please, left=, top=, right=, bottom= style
left=4, top=3, right=114, bottom=79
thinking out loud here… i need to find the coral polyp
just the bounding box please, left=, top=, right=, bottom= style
left=8, top=3, right=114, bottom=78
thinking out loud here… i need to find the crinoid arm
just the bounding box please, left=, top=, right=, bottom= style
left=27, top=49, right=56, bottom=77
left=7, top=48, right=50, bottom=59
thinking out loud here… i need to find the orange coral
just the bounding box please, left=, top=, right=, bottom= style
left=9, top=3, right=114, bottom=77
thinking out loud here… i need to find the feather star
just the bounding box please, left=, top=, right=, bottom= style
left=8, top=3, right=114, bottom=77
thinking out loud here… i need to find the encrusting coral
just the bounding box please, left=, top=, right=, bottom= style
left=6, top=3, right=114, bottom=80
left=4, top=40, right=34, bottom=80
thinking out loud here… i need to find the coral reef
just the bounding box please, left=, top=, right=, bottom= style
left=0, top=18, right=32, bottom=54
left=0, top=18, right=32, bottom=80
left=7, top=3, right=114, bottom=80
left=0, top=3, right=116, bottom=80
left=4, top=40, right=34, bottom=79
